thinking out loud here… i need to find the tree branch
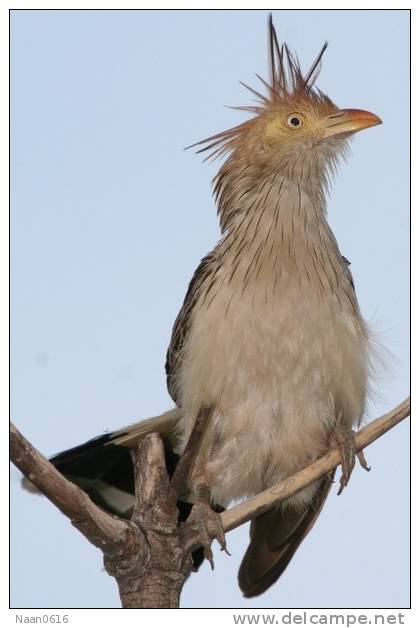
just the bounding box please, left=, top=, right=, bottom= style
left=10, top=423, right=133, bottom=553
left=10, top=397, right=410, bottom=607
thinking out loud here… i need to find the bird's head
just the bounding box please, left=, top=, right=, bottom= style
left=191, top=15, right=381, bottom=224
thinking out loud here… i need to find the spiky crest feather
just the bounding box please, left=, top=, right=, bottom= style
left=189, top=14, right=333, bottom=163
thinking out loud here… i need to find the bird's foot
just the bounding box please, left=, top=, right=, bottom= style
left=188, top=501, right=230, bottom=569
left=329, top=424, right=371, bottom=495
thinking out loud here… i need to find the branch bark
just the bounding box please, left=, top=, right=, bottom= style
left=10, top=423, right=133, bottom=553
left=10, top=397, right=410, bottom=608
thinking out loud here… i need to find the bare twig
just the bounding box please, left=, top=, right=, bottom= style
left=10, top=425, right=185, bottom=608
left=10, top=397, right=409, bottom=608
left=10, top=423, right=133, bottom=553
left=131, top=433, right=177, bottom=527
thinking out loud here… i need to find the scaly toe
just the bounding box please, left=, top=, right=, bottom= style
left=189, top=501, right=229, bottom=568
left=330, top=423, right=372, bottom=494
left=330, top=423, right=356, bottom=495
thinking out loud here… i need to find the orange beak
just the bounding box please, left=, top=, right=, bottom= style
left=322, top=108, right=382, bottom=138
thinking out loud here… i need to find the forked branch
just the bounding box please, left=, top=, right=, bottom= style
left=10, top=397, right=410, bottom=608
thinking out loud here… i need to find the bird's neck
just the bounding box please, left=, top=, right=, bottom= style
left=218, top=165, right=336, bottom=249
left=215, top=155, right=329, bottom=233
left=215, top=166, right=343, bottom=294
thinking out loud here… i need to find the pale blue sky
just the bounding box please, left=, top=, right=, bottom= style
left=10, top=9, right=409, bottom=609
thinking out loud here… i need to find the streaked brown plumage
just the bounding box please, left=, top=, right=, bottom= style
left=166, top=18, right=380, bottom=596
left=163, top=15, right=380, bottom=595
left=35, top=15, right=382, bottom=598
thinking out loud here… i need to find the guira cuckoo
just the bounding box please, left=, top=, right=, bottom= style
left=29, top=16, right=381, bottom=597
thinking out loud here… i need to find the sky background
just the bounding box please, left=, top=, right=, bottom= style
left=10, top=9, right=409, bottom=609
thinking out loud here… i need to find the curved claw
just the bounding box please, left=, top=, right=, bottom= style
left=357, top=447, right=371, bottom=472
left=329, top=425, right=371, bottom=495
left=188, top=501, right=230, bottom=569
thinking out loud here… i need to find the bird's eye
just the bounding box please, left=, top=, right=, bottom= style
left=287, top=115, right=303, bottom=128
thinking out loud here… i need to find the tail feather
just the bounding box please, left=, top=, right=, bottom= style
left=238, top=474, right=335, bottom=598
left=110, top=407, right=181, bottom=448
left=22, top=408, right=182, bottom=516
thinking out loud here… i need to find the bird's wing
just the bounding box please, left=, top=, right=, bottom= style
left=166, top=251, right=215, bottom=405
left=238, top=473, right=335, bottom=598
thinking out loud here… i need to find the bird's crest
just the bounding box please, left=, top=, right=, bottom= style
left=190, top=14, right=332, bottom=161
left=266, top=14, right=328, bottom=97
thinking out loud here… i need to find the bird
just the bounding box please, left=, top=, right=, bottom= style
left=27, top=15, right=381, bottom=597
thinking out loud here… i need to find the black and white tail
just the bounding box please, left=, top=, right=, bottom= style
left=31, top=408, right=180, bottom=517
